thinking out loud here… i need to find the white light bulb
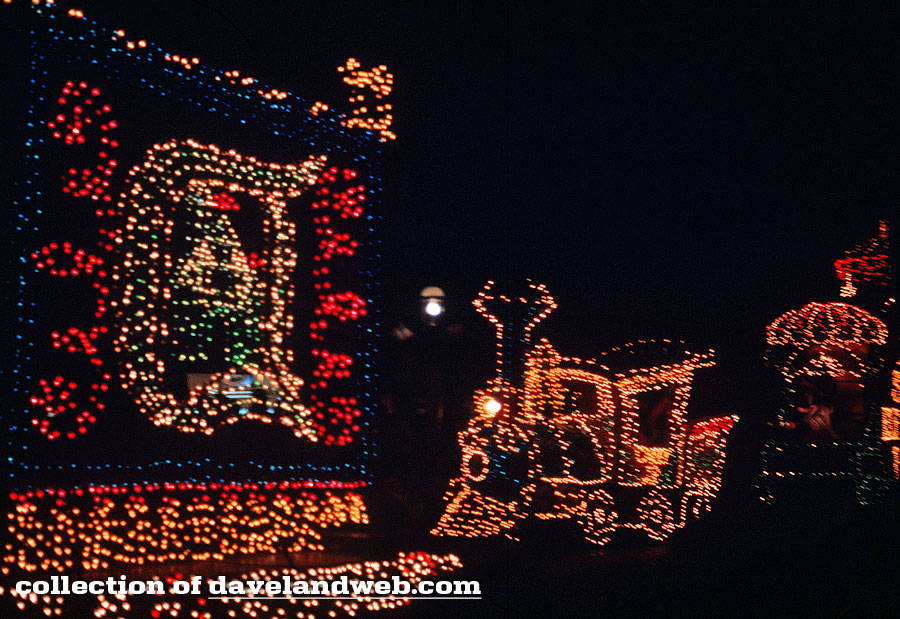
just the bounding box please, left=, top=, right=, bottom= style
left=483, top=398, right=502, bottom=414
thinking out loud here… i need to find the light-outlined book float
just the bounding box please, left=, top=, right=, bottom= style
left=9, top=1, right=390, bottom=468
left=5, top=1, right=387, bottom=606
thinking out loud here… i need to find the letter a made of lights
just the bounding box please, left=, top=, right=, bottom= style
left=9, top=1, right=388, bottom=450
left=112, top=141, right=327, bottom=439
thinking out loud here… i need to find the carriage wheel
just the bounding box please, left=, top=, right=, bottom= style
left=637, top=489, right=678, bottom=541
left=577, top=488, right=617, bottom=546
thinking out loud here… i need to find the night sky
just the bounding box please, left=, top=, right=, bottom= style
left=7, top=1, right=900, bottom=417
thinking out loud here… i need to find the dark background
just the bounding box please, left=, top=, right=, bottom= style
left=4, top=0, right=899, bottom=482
left=47, top=0, right=900, bottom=404
left=5, top=0, right=899, bottom=404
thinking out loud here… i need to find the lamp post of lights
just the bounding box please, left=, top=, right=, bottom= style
left=420, top=286, right=446, bottom=327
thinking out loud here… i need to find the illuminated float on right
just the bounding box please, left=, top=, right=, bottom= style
left=757, top=221, right=898, bottom=505
left=431, top=280, right=738, bottom=545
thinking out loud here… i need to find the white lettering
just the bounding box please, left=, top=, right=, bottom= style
left=350, top=579, right=374, bottom=596
left=209, top=576, right=226, bottom=596
left=391, top=575, right=411, bottom=595
left=332, top=575, right=348, bottom=596
left=264, top=580, right=280, bottom=596
left=127, top=581, right=146, bottom=595
left=246, top=580, right=265, bottom=596
left=171, top=580, right=191, bottom=594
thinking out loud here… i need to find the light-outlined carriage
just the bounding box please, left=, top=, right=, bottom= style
left=431, top=281, right=738, bottom=545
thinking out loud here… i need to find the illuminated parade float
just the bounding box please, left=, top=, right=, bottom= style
left=432, top=281, right=739, bottom=544
left=4, top=2, right=460, bottom=616
left=757, top=222, right=899, bottom=505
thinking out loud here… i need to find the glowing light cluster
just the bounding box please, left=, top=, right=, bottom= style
left=432, top=282, right=737, bottom=545
left=765, top=302, right=888, bottom=382
left=259, top=88, right=289, bottom=100
left=2, top=482, right=367, bottom=575
left=28, top=374, right=108, bottom=440
left=4, top=552, right=461, bottom=618
left=318, top=292, right=367, bottom=321
left=50, top=326, right=106, bottom=357
left=32, top=242, right=105, bottom=277
left=306, top=166, right=370, bottom=445
left=338, top=58, right=395, bottom=142
left=163, top=53, right=200, bottom=70
left=883, top=364, right=900, bottom=479
left=834, top=220, right=891, bottom=297
left=28, top=239, right=112, bottom=439
left=49, top=81, right=119, bottom=201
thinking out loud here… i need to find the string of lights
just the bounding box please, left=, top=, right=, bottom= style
left=880, top=363, right=900, bottom=479
left=3, top=483, right=368, bottom=574
left=834, top=220, right=891, bottom=298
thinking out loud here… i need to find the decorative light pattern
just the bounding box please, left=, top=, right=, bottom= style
left=22, top=77, right=120, bottom=441
left=304, top=166, right=371, bottom=445
left=882, top=364, right=900, bottom=479
left=338, top=58, right=395, bottom=142
left=471, top=279, right=557, bottom=403
left=27, top=238, right=112, bottom=439
left=32, top=242, right=106, bottom=278
left=765, top=302, right=888, bottom=382
left=3, top=552, right=462, bottom=618
left=432, top=282, right=738, bottom=545
left=49, top=81, right=119, bottom=201
left=29, top=374, right=109, bottom=440
left=164, top=52, right=200, bottom=71
left=2, top=482, right=367, bottom=574
left=6, top=5, right=386, bottom=602
left=834, top=220, right=891, bottom=297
